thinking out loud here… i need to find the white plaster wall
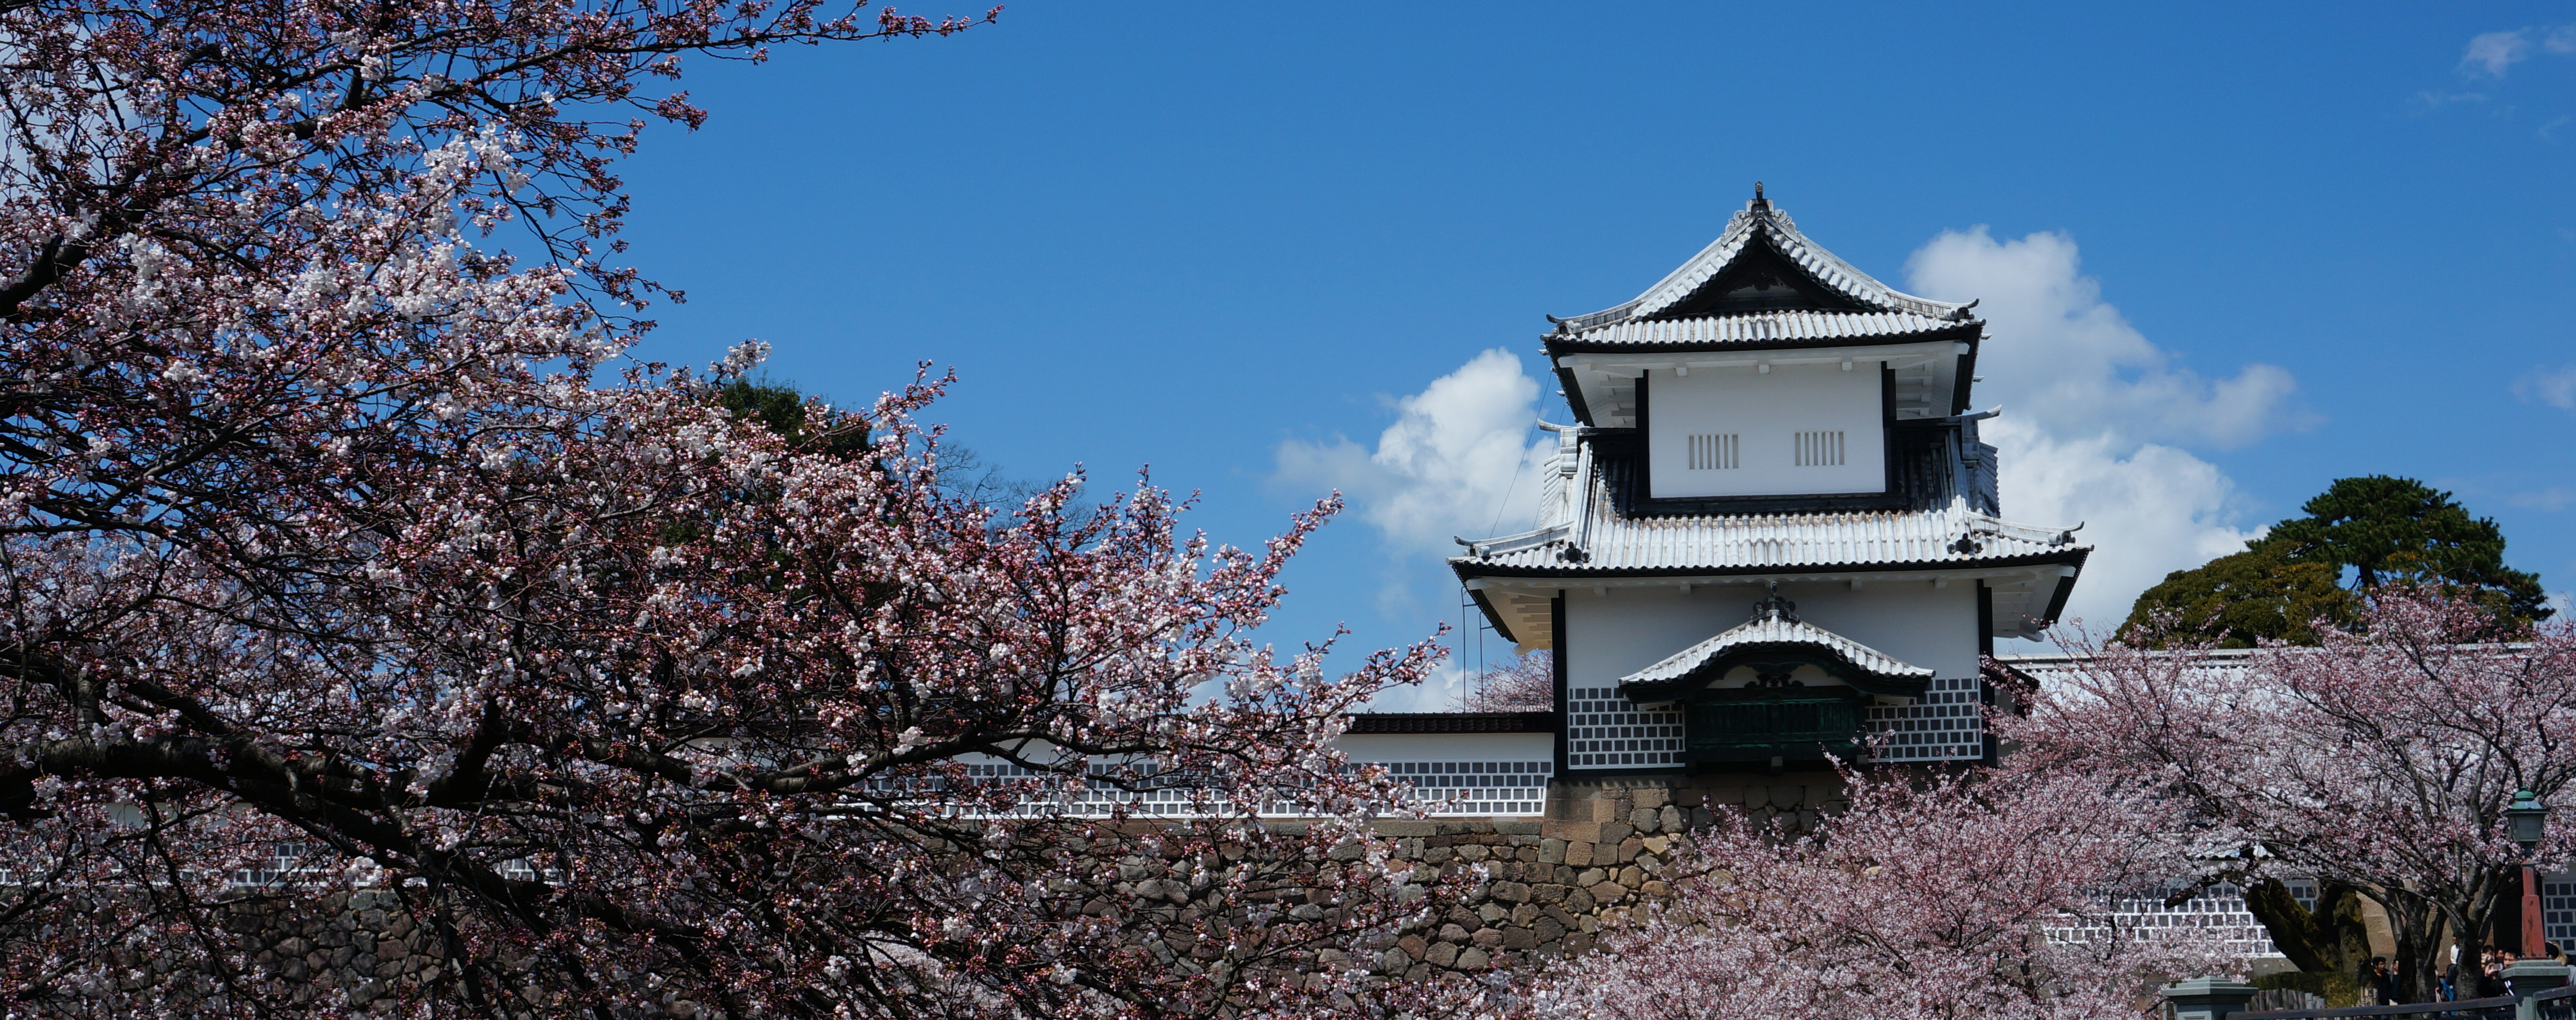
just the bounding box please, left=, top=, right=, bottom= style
left=1333, top=732, right=1555, bottom=762
left=1647, top=363, right=1885, bottom=499
left=1561, top=581, right=1981, bottom=693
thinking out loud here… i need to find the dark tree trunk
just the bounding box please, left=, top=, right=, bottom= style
left=2246, top=879, right=2376, bottom=979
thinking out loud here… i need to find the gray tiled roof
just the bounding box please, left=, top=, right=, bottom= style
left=1458, top=431, right=2069, bottom=576
left=1557, top=201, right=1972, bottom=332
left=1562, top=309, right=1969, bottom=349
left=1619, top=614, right=1934, bottom=690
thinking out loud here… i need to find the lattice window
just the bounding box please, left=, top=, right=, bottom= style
left=1565, top=687, right=1683, bottom=769
left=1687, top=433, right=1738, bottom=470
left=2544, top=876, right=2576, bottom=947
left=2050, top=881, right=2282, bottom=958
left=1865, top=676, right=1984, bottom=762
left=1794, top=429, right=1846, bottom=467
left=1375, top=761, right=1554, bottom=816
left=898, top=757, right=1554, bottom=817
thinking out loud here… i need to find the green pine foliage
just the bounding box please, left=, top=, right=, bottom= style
left=2123, top=476, right=2550, bottom=647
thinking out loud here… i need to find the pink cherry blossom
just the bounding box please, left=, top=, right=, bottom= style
left=0, top=3, right=1468, bottom=1016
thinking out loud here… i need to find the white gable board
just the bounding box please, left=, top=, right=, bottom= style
left=1647, top=363, right=1885, bottom=499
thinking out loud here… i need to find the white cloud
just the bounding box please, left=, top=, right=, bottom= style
left=1274, top=348, right=1552, bottom=562
left=2549, top=25, right=2576, bottom=55
left=2515, top=364, right=2576, bottom=411
left=1904, top=228, right=2305, bottom=450
left=2467, top=30, right=2534, bottom=76
left=1975, top=419, right=2262, bottom=631
left=1904, top=228, right=2299, bottom=635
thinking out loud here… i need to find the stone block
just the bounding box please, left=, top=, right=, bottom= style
left=1633, top=786, right=1670, bottom=810
left=1477, top=903, right=1507, bottom=923
left=1541, top=820, right=1601, bottom=843
left=1642, top=880, right=1671, bottom=898
left=1457, top=844, right=1490, bottom=862
left=1642, top=834, right=1670, bottom=855
left=1503, top=926, right=1539, bottom=951
left=1575, top=868, right=1607, bottom=887
left=1618, top=866, right=1643, bottom=888
left=1427, top=942, right=1460, bottom=968
left=1659, top=805, right=1684, bottom=832
left=1564, top=840, right=1594, bottom=868
left=1598, top=821, right=1635, bottom=844
left=1423, top=846, right=1454, bottom=865
left=1538, top=839, right=1566, bottom=864
left=1439, top=923, right=1472, bottom=943
left=1638, top=853, right=1664, bottom=876
left=1493, top=819, right=1542, bottom=835
left=1374, top=820, right=1439, bottom=837
left=1565, top=887, right=1597, bottom=913
left=1617, top=836, right=1642, bottom=862
left=1399, top=935, right=1428, bottom=960
left=1535, top=916, right=1567, bottom=943
left=1585, top=795, right=1627, bottom=823
left=1532, top=883, right=1569, bottom=905
left=1589, top=880, right=1628, bottom=904
left=1457, top=948, right=1491, bottom=970
left=1490, top=881, right=1531, bottom=904
left=1768, top=785, right=1805, bottom=808
left=1471, top=927, right=1505, bottom=950
left=1511, top=904, right=1540, bottom=926
left=1379, top=948, right=1412, bottom=973
left=1629, top=808, right=1662, bottom=833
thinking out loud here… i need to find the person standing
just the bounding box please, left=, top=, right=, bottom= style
left=2367, top=957, right=2399, bottom=1006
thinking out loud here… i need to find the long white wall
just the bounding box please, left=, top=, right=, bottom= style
left=1561, top=581, right=1980, bottom=694
left=1647, top=362, right=1885, bottom=499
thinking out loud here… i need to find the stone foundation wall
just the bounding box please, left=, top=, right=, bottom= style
left=1364, top=771, right=1845, bottom=977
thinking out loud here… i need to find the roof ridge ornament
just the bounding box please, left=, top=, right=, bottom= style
left=1751, top=180, right=1769, bottom=212
left=1752, top=580, right=1798, bottom=623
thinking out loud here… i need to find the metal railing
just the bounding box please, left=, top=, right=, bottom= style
left=2231, top=997, right=2515, bottom=1020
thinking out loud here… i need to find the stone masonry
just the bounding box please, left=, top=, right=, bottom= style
left=1364, top=772, right=1843, bottom=977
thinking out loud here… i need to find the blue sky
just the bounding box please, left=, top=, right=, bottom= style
left=616, top=3, right=2576, bottom=709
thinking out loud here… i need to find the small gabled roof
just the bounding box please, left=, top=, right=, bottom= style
left=1618, top=592, right=1934, bottom=700
left=1553, top=187, right=1975, bottom=334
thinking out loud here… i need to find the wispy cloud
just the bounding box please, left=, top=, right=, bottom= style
left=2467, top=30, right=2534, bottom=76
left=2514, top=364, right=2576, bottom=411
left=2511, top=488, right=2576, bottom=512
left=2462, top=25, right=2576, bottom=77
left=2414, top=90, right=2491, bottom=112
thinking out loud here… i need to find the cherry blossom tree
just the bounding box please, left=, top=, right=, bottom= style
left=1460, top=651, right=1552, bottom=712
left=2003, top=589, right=2576, bottom=1002
left=1510, top=764, right=2227, bottom=1020
left=0, top=2, right=1460, bottom=1016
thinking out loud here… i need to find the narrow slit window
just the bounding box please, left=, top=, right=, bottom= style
left=1795, top=430, right=1846, bottom=467
left=1688, top=433, right=1739, bottom=470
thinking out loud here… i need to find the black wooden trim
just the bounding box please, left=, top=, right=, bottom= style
left=1555, top=360, right=1596, bottom=426
left=1551, top=595, right=1570, bottom=776
left=1879, top=361, right=1897, bottom=497
left=1634, top=369, right=1652, bottom=497
left=1978, top=581, right=1999, bottom=766
left=1467, top=587, right=1517, bottom=646
left=1630, top=490, right=1911, bottom=515
left=2037, top=567, right=2081, bottom=629
left=1542, top=321, right=1981, bottom=356
left=1978, top=581, right=1996, bottom=658
left=1452, top=548, right=2092, bottom=582
left=1951, top=333, right=1980, bottom=416
left=1344, top=712, right=1558, bottom=734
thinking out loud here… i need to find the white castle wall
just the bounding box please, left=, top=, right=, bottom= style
left=1560, top=582, right=1979, bottom=689
left=1647, top=362, right=1887, bottom=499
